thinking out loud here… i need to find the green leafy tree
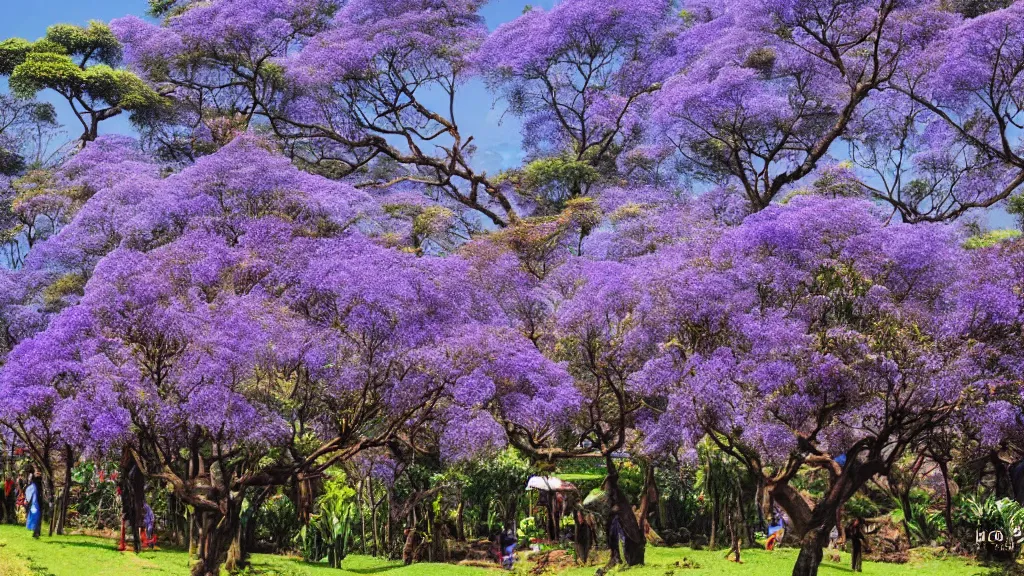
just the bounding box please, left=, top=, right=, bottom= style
left=0, top=21, right=164, bottom=143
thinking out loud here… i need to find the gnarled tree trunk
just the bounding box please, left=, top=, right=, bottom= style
left=195, top=496, right=241, bottom=576
left=604, top=454, right=645, bottom=568
left=54, top=449, right=74, bottom=535
left=792, top=526, right=829, bottom=576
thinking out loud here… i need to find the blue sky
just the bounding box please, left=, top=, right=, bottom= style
left=2, top=0, right=554, bottom=175
left=5, top=2, right=1016, bottom=227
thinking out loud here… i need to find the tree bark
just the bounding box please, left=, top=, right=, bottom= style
left=54, top=449, right=73, bottom=535
left=779, top=455, right=882, bottom=576
left=195, top=498, right=241, bottom=576
left=371, top=479, right=380, bottom=556
left=792, top=527, right=828, bottom=576
left=604, top=454, right=645, bottom=567
left=226, top=487, right=268, bottom=570
left=43, top=474, right=54, bottom=537
left=637, top=464, right=662, bottom=544
left=455, top=487, right=465, bottom=542
left=937, top=459, right=954, bottom=545
left=359, top=479, right=367, bottom=553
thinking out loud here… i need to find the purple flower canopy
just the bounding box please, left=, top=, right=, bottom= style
left=2, top=3, right=1023, bottom=574
left=0, top=6, right=1019, bottom=562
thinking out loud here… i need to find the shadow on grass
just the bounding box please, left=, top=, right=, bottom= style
left=43, top=539, right=124, bottom=552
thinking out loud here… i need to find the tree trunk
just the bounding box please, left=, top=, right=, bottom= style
left=54, top=449, right=73, bottom=535
left=897, top=490, right=914, bottom=547
left=195, top=500, right=241, bottom=576
left=225, top=512, right=246, bottom=572
left=359, top=479, right=367, bottom=554
left=371, top=480, right=381, bottom=556
left=455, top=487, right=465, bottom=542
left=604, top=454, right=645, bottom=567
left=791, top=527, right=828, bottom=576
left=43, top=473, right=54, bottom=537
left=189, top=513, right=197, bottom=557
left=637, top=464, right=662, bottom=544
left=504, top=493, right=518, bottom=531
left=938, top=459, right=954, bottom=545
left=780, top=455, right=882, bottom=576
left=709, top=495, right=718, bottom=550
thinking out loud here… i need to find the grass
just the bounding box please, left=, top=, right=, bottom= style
left=0, top=524, right=998, bottom=576
left=548, top=546, right=992, bottom=576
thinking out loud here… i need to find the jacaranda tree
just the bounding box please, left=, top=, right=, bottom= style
left=1, top=3, right=1024, bottom=576
left=629, top=197, right=1015, bottom=575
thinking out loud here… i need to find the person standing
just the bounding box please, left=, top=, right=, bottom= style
left=24, top=470, right=42, bottom=538
left=723, top=493, right=743, bottom=563
left=848, top=518, right=869, bottom=572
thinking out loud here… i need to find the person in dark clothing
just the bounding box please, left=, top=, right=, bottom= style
left=498, top=526, right=518, bottom=569
left=118, top=452, right=146, bottom=553
left=573, top=508, right=597, bottom=564
left=848, top=518, right=870, bottom=572
left=723, top=494, right=743, bottom=563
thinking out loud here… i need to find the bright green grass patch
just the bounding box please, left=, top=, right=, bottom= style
left=0, top=524, right=997, bottom=576
left=549, top=545, right=992, bottom=576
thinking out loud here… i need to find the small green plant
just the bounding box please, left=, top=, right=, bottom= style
left=295, top=468, right=357, bottom=568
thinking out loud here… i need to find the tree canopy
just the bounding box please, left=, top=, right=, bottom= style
left=0, top=2, right=1022, bottom=576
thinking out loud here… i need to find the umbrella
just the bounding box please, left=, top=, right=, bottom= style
left=525, top=476, right=577, bottom=492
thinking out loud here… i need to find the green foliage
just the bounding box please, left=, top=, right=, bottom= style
left=963, top=228, right=1022, bottom=249
left=521, top=157, right=600, bottom=190
left=65, top=462, right=119, bottom=530
left=953, top=493, right=1024, bottom=553
left=42, top=273, right=86, bottom=310
left=888, top=489, right=946, bottom=546
left=0, top=22, right=163, bottom=141
left=843, top=492, right=883, bottom=522
left=1009, top=194, right=1024, bottom=228
left=498, top=156, right=601, bottom=213
left=44, top=22, right=121, bottom=64
left=517, top=516, right=545, bottom=543
left=0, top=39, right=34, bottom=76
left=10, top=55, right=161, bottom=112
left=297, top=468, right=358, bottom=568
left=449, top=447, right=530, bottom=537
left=253, top=493, right=302, bottom=553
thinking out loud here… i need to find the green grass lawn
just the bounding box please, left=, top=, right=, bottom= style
left=0, top=524, right=997, bottom=576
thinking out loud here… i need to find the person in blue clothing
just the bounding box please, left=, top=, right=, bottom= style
left=24, top=469, right=42, bottom=538
left=498, top=526, right=518, bottom=569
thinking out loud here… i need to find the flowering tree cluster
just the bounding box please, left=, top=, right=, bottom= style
left=0, top=2, right=1022, bottom=576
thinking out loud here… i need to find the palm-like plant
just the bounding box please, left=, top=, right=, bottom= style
left=953, top=493, right=1024, bottom=559
left=297, top=469, right=358, bottom=568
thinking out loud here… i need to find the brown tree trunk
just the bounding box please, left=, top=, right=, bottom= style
left=54, top=449, right=73, bottom=535
left=189, top=513, right=198, bottom=557
left=371, top=479, right=380, bottom=556
left=604, top=454, right=645, bottom=567
left=637, top=464, right=662, bottom=543
left=43, top=473, right=54, bottom=537
left=937, top=459, right=954, bottom=544
left=226, top=487, right=267, bottom=570
left=359, top=479, right=367, bottom=554
left=194, top=500, right=241, bottom=576
left=792, top=527, right=828, bottom=576
left=455, top=488, right=465, bottom=542
left=709, top=495, right=718, bottom=549
left=779, top=456, right=882, bottom=576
